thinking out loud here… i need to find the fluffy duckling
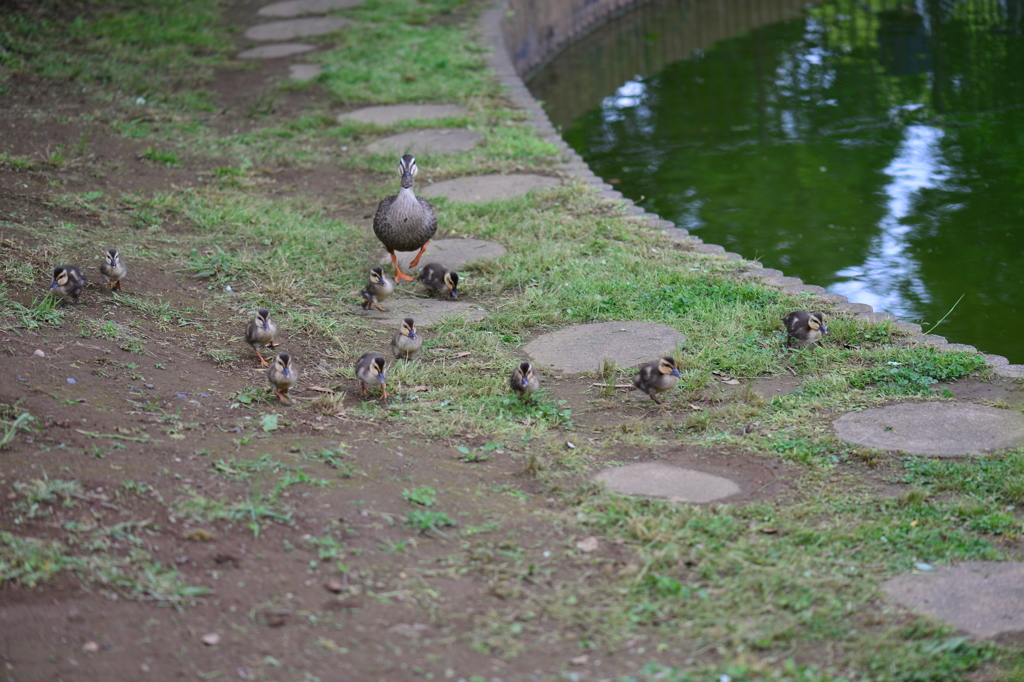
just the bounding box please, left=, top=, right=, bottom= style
left=99, top=248, right=127, bottom=291
left=245, top=309, right=279, bottom=366
left=782, top=311, right=827, bottom=348
left=268, top=352, right=298, bottom=404
left=355, top=352, right=388, bottom=399
left=633, top=356, right=682, bottom=404
left=361, top=265, right=395, bottom=312
left=419, top=263, right=459, bottom=299
left=49, top=265, right=86, bottom=305
left=510, top=361, right=540, bottom=400
left=391, top=317, right=423, bottom=361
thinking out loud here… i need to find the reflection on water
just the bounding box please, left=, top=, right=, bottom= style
left=832, top=124, right=948, bottom=315
left=529, top=0, right=1024, bottom=361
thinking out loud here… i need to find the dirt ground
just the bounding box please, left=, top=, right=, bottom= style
left=4, top=2, right=1024, bottom=681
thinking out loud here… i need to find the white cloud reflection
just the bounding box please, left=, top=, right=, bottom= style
left=828, top=124, right=950, bottom=316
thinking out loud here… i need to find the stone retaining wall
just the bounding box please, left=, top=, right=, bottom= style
left=501, top=0, right=648, bottom=77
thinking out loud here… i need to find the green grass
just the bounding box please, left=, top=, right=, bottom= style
left=0, top=0, right=231, bottom=107
left=319, top=0, right=489, bottom=105
left=0, top=0, right=1019, bottom=678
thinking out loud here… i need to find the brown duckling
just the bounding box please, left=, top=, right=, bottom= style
left=50, top=265, right=86, bottom=305
left=782, top=311, right=827, bottom=348
left=633, top=356, right=682, bottom=404
left=355, top=352, right=388, bottom=399
left=245, top=308, right=279, bottom=367
left=268, top=352, right=298, bottom=404
left=510, top=361, right=540, bottom=400
left=361, top=265, right=395, bottom=312
left=99, top=248, right=127, bottom=291
left=418, top=263, right=459, bottom=299
left=373, top=155, right=437, bottom=282
left=391, top=317, right=423, bottom=361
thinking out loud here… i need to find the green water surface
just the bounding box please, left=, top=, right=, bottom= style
left=530, top=0, right=1024, bottom=362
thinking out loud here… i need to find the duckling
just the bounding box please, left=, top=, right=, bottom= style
left=49, top=265, right=86, bottom=305
left=510, top=361, right=540, bottom=400
left=373, top=155, right=438, bottom=281
left=391, top=317, right=423, bottom=361
left=418, top=263, right=459, bottom=299
left=360, top=265, right=395, bottom=312
left=355, top=352, right=388, bottom=399
left=782, top=311, right=827, bottom=348
left=99, top=248, right=127, bottom=291
left=245, top=309, right=279, bottom=366
left=633, top=356, right=682, bottom=404
left=267, top=352, right=298, bottom=404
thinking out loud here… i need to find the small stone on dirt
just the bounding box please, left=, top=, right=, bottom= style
left=570, top=655, right=589, bottom=666
left=81, top=641, right=99, bottom=653
left=323, top=594, right=364, bottom=610
left=33, top=349, right=44, bottom=357
left=324, top=579, right=344, bottom=593
left=261, top=610, right=290, bottom=628
left=201, top=632, right=221, bottom=646
left=575, top=536, right=599, bottom=553
left=144, top=383, right=154, bottom=389
left=388, top=622, right=428, bottom=638
left=67, top=377, right=76, bottom=384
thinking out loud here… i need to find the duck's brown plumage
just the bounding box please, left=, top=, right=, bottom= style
left=50, top=265, right=86, bottom=305
left=355, top=352, right=389, bottom=399
left=782, top=311, right=827, bottom=348
left=633, top=356, right=682, bottom=404
left=391, top=318, right=423, bottom=361
left=373, top=155, right=437, bottom=281
left=268, top=352, right=298, bottom=404
left=510, top=361, right=540, bottom=399
left=418, top=263, right=459, bottom=299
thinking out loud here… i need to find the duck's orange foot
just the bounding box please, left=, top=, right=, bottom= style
left=390, top=252, right=415, bottom=282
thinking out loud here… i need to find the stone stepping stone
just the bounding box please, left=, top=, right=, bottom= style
left=594, top=462, right=740, bottom=503
left=289, top=64, right=322, bottom=82
left=833, top=402, right=1024, bottom=457
left=884, top=562, right=1024, bottom=640
left=258, top=0, right=364, bottom=18
left=420, top=174, right=560, bottom=203
left=524, top=321, right=684, bottom=374
left=366, top=128, right=482, bottom=156
left=338, top=104, right=467, bottom=126
left=380, top=238, right=506, bottom=273
left=994, top=364, right=1024, bottom=378
left=238, top=43, right=315, bottom=59
left=244, top=17, right=348, bottom=41
left=360, top=298, right=488, bottom=327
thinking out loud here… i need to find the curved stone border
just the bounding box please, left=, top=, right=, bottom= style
left=476, top=5, right=1019, bottom=371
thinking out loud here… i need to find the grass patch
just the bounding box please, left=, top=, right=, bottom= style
left=320, top=0, right=489, bottom=105
left=0, top=0, right=231, bottom=107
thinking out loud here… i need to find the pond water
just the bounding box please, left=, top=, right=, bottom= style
left=529, top=0, right=1024, bottom=362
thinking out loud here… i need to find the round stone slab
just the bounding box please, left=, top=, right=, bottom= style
left=360, top=298, right=488, bottom=327
left=289, top=64, right=322, bottom=82
left=238, top=43, right=314, bottom=59
left=884, top=562, right=1024, bottom=640
left=380, top=239, right=506, bottom=273
left=833, top=402, right=1024, bottom=457
left=338, top=104, right=467, bottom=126
left=365, top=128, right=482, bottom=156
left=244, top=17, right=348, bottom=41
left=594, top=462, right=740, bottom=503
left=524, top=322, right=685, bottom=374
left=258, top=0, right=364, bottom=17
left=419, top=174, right=561, bottom=202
